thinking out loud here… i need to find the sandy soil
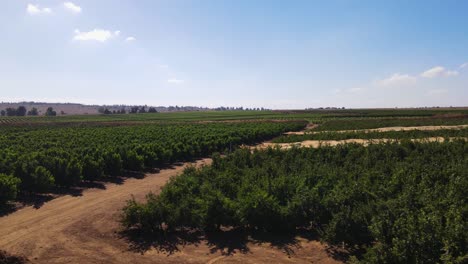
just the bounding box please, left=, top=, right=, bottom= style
left=254, top=137, right=466, bottom=149
left=284, top=124, right=468, bottom=135
left=0, top=158, right=342, bottom=264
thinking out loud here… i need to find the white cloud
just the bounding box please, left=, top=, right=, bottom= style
left=460, top=63, right=468, bottom=69
left=125, top=37, right=136, bottom=42
left=64, top=2, right=81, bottom=13
left=421, top=66, right=445, bottom=78
left=421, top=66, right=459, bottom=78
left=27, top=4, right=52, bottom=15
left=73, top=29, right=120, bottom=42
left=376, top=73, right=416, bottom=87
left=427, top=89, right=448, bottom=96
left=167, top=78, right=184, bottom=84
left=159, top=65, right=169, bottom=69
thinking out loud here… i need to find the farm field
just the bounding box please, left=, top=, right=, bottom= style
left=0, top=109, right=467, bottom=263
left=0, top=158, right=343, bottom=264
left=4, top=1, right=468, bottom=263
left=1, top=108, right=467, bottom=125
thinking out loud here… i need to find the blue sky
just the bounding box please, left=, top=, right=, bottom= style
left=1, top=0, right=467, bottom=108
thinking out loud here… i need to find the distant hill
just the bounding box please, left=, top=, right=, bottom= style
left=0, top=102, right=216, bottom=116
left=0, top=102, right=101, bottom=116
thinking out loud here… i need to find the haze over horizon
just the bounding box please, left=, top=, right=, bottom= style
left=1, top=0, right=467, bottom=109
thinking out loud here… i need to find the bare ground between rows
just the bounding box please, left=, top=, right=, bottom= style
left=0, top=134, right=343, bottom=263
left=252, top=137, right=467, bottom=149
left=284, top=124, right=468, bottom=135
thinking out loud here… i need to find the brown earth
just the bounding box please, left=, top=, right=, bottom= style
left=284, top=124, right=468, bottom=135
left=253, top=137, right=466, bottom=149
left=0, top=158, right=342, bottom=264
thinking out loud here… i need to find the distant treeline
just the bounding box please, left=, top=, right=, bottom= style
left=98, top=106, right=270, bottom=114
left=98, top=106, right=160, bottom=114
left=1, top=105, right=272, bottom=117
left=0, top=106, right=57, bottom=117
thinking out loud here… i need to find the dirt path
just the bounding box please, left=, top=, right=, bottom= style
left=254, top=137, right=466, bottom=149
left=0, top=158, right=341, bottom=264
left=284, top=124, right=468, bottom=135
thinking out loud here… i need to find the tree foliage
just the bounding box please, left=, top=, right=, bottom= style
left=27, top=107, right=39, bottom=116
left=123, top=140, right=468, bottom=263
left=0, top=121, right=306, bottom=199
left=0, top=173, right=21, bottom=205
left=16, top=106, right=27, bottom=116
left=45, top=107, right=57, bottom=116
left=4, top=106, right=29, bottom=117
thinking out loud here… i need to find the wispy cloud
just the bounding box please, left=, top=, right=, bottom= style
left=376, top=73, right=416, bottom=87
left=125, top=37, right=136, bottom=42
left=167, top=78, right=184, bottom=84
left=27, top=4, right=52, bottom=15
left=421, top=66, right=458, bottom=78
left=460, top=63, right=468, bottom=69
left=159, top=65, right=169, bottom=69
left=73, top=29, right=120, bottom=42
left=64, top=2, right=81, bottom=13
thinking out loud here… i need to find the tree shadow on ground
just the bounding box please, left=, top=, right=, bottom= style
left=16, top=193, right=56, bottom=209
left=119, top=228, right=204, bottom=256
left=151, top=158, right=209, bottom=173
left=123, top=171, right=146, bottom=180
left=0, top=203, right=18, bottom=217
left=0, top=167, right=163, bottom=217
left=325, top=246, right=351, bottom=263
left=0, top=250, right=29, bottom=264
left=325, top=244, right=363, bottom=263
left=249, top=228, right=319, bottom=257
left=205, top=228, right=249, bottom=255
left=119, top=227, right=348, bottom=261
left=120, top=228, right=251, bottom=256
left=77, top=181, right=107, bottom=190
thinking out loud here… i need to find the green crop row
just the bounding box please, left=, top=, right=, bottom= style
left=0, top=121, right=306, bottom=205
